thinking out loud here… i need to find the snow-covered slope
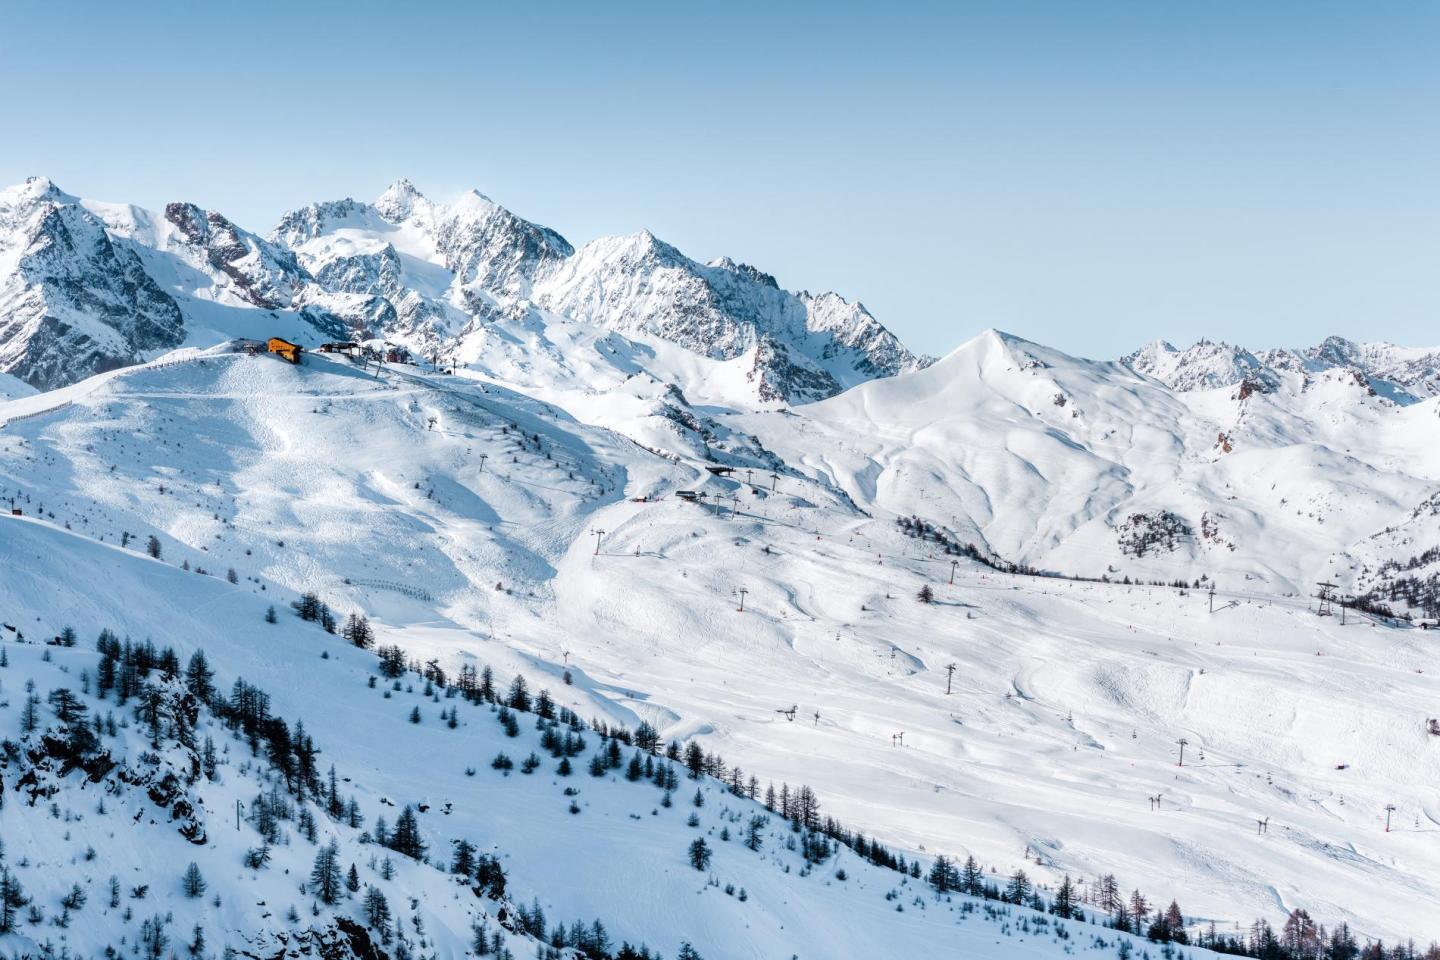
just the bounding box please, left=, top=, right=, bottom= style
left=4, top=349, right=1440, bottom=957
left=4, top=513, right=1159, bottom=959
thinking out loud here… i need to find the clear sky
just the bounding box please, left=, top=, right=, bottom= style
left=3, top=1, right=1438, bottom=359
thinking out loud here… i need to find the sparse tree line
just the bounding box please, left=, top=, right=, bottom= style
left=918, top=858, right=1440, bottom=960
left=897, top=514, right=1208, bottom=590
left=355, top=624, right=1440, bottom=960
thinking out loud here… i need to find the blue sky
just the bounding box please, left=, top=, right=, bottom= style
left=3, top=1, right=1438, bottom=358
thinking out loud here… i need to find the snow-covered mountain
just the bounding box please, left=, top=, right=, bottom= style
left=0, top=176, right=921, bottom=406
left=1125, top=336, right=1440, bottom=403
left=5, top=175, right=1440, bottom=959
left=0, top=178, right=185, bottom=389
left=734, top=329, right=1440, bottom=599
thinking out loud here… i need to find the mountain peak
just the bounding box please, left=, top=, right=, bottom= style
left=1, top=176, right=73, bottom=209
left=375, top=177, right=429, bottom=222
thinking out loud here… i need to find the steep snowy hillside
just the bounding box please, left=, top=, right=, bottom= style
left=4, top=514, right=1190, bottom=959
left=5, top=349, right=1440, bottom=955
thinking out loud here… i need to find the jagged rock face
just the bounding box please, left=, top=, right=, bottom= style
left=372, top=179, right=574, bottom=296
left=163, top=201, right=309, bottom=309
left=312, top=244, right=407, bottom=299
left=536, top=232, right=775, bottom=359
left=1303, top=335, right=1440, bottom=398
left=1123, top=339, right=1270, bottom=392
left=0, top=178, right=184, bottom=390
left=748, top=335, right=841, bottom=404
left=298, top=290, right=398, bottom=341
left=308, top=244, right=449, bottom=343
left=804, top=290, right=917, bottom=379
left=534, top=232, right=920, bottom=401
left=431, top=191, right=574, bottom=296
left=269, top=197, right=375, bottom=249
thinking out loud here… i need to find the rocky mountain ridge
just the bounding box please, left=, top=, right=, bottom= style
left=0, top=176, right=922, bottom=403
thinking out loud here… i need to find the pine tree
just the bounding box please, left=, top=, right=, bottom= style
left=346, top=864, right=361, bottom=894
left=0, top=867, right=29, bottom=933
left=1163, top=900, right=1186, bottom=942
left=147, top=535, right=162, bottom=559
left=389, top=805, right=426, bottom=860
left=310, top=840, right=343, bottom=904
left=745, top=815, right=765, bottom=851
left=184, top=650, right=215, bottom=703
left=1004, top=869, right=1031, bottom=905
left=344, top=613, right=374, bottom=649
left=1128, top=889, right=1150, bottom=929
left=265, top=605, right=278, bottom=624
left=363, top=886, right=391, bottom=930
left=507, top=674, right=531, bottom=712
left=19, top=693, right=40, bottom=734
left=452, top=838, right=477, bottom=876
left=182, top=862, right=207, bottom=898
left=961, top=855, right=983, bottom=895
left=684, top=741, right=705, bottom=778
left=1055, top=874, right=1078, bottom=919
left=688, top=837, right=712, bottom=871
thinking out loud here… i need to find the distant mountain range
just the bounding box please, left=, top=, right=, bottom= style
left=1124, top=336, right=1440, bottom=402
left=0, top=176, right=920, bottom=400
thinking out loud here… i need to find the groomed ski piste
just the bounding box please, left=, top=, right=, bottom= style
left=1, top=341, right=1438, bottom=956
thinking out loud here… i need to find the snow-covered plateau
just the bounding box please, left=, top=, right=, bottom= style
left=1, top=176, right=1439, bottom=960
